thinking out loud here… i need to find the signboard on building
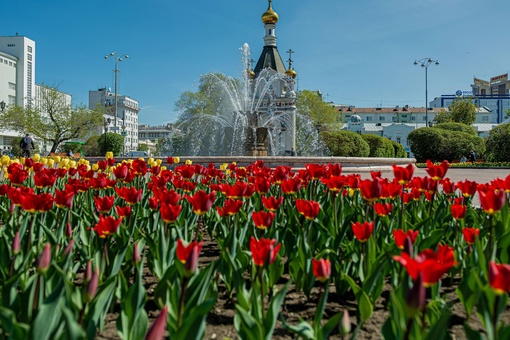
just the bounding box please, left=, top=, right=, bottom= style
left=474, top=77, right=489, bottom=86
left=490, top=73, right=508, bottom=84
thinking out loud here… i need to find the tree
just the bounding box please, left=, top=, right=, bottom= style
left=485, top=123, right=510, bottom=162
left=1, top=85, right=104, bottom=153
left=448, top=97, right=476, bottom=125
left=97, top=133, right=125, bottom=156
left=433, top=109, right=452, bottom=124
left=296, top=90, right=340, bottom=131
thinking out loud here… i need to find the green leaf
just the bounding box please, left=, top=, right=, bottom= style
left=264, top=282, right=290, bottom=340
left=62, top=306, right=86, bottom=340
left=234, top=304, right=264, bottom=340
left=321, top=311, right=343, bottom=339
left=456, top=268, right=481, bottom=319
left=283, top=319, right=315, bottom=339
left=84, top=276, right=117, bottom=340
left=30, top=279, right=66, bottom=340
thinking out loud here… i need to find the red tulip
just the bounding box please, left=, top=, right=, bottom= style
left=359, top=179, right=382, bottom=203
left=216, top=199, right=244, bottom=217
left=250, top=236, right=281, bottom=267
left=252, top=210, right=276, bottom=229
left=55, top=188, right=75, bottom=209
left=374, top=202, right=393, bottom=217
left=12, top=231, right=20, bottom=256
left=37, top=243, right=52, bottom=275
left=351, top=221, right=374, bottom=243
left=295, top=199, right=321, bottom=220
left=176, top=239, right=203, bottom=277
left=254, top=177, right=271, bottom=194
left=312, top=258, right=331, bottom=283
left=115, top=205, right=132, bottom=218
left=94, top=196, right=115, bottom=214
left=281, top=178, right=303, bottom=195
left=305, top=163, right=327, bottom=180
left=478, top=186, right=506, bottom=215
left=393, top=229, right=419, bottom=250
left=34, top=170, right=58, bottom=188
left=441, top=178, right=457, bottom=195
left=321, top=175, right=347, bottom=193
left=185, top=190, right=216, bottom=215
left=457, top=180, right=478, bottom=197
left=92, top=215, right=122, bottom=238
left=20, top=192, right=54, bottom=213
left=160, top=202, right=183, bottom=224
left=425, top=160, right=449, bottom=181
left=83, top=268, right=99, bottom=303
left=392, top=163, right=414, bottom=185
left=462, top=227, right=479, bottom=245
left=261, top=196, right=284, bottom=212
left=488, top=261, right=510, bottom=294
left=115, top=186, right=143, bottom=205
left=451, top=204, right=467, bottom=220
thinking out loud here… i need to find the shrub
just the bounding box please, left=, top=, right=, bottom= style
left=82, top=136, right=101, bottom=157
left=434, top=122, right=477, bottom=136
left=320, top=130, right=370, bottom=157
left=97, top=133, right=125, bottom=156
left=409, top=127, right=485, bottom=162
left=361, top=134, right=394, bottom=157
left=485, top=123, right=510, bottom=162
left=391, top=141, right=407, bottom=158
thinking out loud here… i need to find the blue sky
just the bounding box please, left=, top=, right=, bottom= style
left=4, top=0, right=510, bottom=125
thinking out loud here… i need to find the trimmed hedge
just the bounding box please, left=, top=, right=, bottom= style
left=392, top=140, right=407, bottom=158
left=408, top=127, right=485, bottom=163
left=320, top=130, right=370, bottom=157
left=485, top=123, right=510, bottom=162
left=361, top=134, right=395, bottom=157
left=434, top=122, right=477, bottom=136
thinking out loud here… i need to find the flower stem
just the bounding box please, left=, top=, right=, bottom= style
left=177, top=277, right=188, bottom=329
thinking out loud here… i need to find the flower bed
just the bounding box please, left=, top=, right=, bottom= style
left=1, top=154, right=510, bottom=339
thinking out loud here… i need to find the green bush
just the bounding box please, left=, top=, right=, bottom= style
left=434, top=122, right=477, bottom=136
left=361, top=134, right=394, bottom=157
left=60, top=142, right=83, bottom=154
left=320, top=130, right=370, bottom=157
left=409, top=127, right=485, bottom=162
left=392, top=141, right=407, bottom=158
left=485, top=123, right=510, bottom=162
left=82, top=136, right=101, bottom=157
left=97, top=133, right=125, bottom=156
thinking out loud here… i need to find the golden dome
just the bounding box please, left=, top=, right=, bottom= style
left=285, top=67, right=297, bottom=78
left=262, top=1, right=279, bottom=24
left=247, top=68, right=256, bottom=79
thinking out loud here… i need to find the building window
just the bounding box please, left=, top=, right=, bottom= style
left=366, top=116, right=372, bottom=121
left=397, top=137, right=401, bottom=144
left=379, top=116, right=385, bottom=121
left=8, top=83, right=15, bottom=90
left=8, top=95, right=15, bottom=104
left=27, top=46, right=32, bottom=53
left=411, top=116, right=415, bottom=121
left=27, top=54, right=32, bottom=61
left=482, top=116, right=489, bottom=122
left=7, top=44, right=15, bottom=47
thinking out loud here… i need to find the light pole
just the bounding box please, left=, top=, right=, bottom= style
left=414, top=57, right=439, bottom=127
left=104, top=52, right=129, bottom=132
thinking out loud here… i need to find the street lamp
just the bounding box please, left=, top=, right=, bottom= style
left=104, top=52, right=129, bottom=132
left=414, top=57, right=439, bottom=127
left=0, top=101, right=6, bottom=112
left=104, top=117, right=111, bottom=153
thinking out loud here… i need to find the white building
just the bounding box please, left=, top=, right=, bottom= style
left=0, top=35, right=36, bottom=151
left=89, top=87, right=140, bottom=153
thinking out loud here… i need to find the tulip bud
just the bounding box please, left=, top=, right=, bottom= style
left=403, top=235, right=414, bottom=256
left=12, top=232, right=20, bottom=256
left=132, top=243, right=141, bottom=266
left=63, top=239, right=74, bottom=257
left=145, top=305, right=168, bottom=340
left=406, top=272, right=426, bottom=317
left=183, top=246, right=200, bottom=278
left=36, top=243, right=52, bottom=275
left=340, top=309, right=351, bottom=335
left=83, top=269, right=99, bottom=303
left=85, top=260, right=93, bottom=283
left=66, top=223, right=73, bottom=238
left=9, top=201, right=15, bottom=214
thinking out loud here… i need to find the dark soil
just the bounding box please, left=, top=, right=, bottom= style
left=96, top=233, right=510, bottom=340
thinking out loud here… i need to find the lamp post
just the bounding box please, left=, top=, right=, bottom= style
left=104, top=52, right=129, bottom=132
left=104, top=118, right=111, bottom=153
left=414, top=57, right=439, bottom=127
left=0, top=101, right=6, bottom=112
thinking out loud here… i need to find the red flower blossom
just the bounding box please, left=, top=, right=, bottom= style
left=94, top=196, right=115, bottom=214
left=160, top=202, right=183, bottom=223
left=312, top=258, right=331, bottom=283
left=295, top=199, right=321, bottom=220
left=374, top=202, right=393, bottom=217
left=441, top=178, right=456, bottom=195
left=116, top=205, right=132, bottom=218
left=115, top=186, right=143, bottom=205
left=488, top=261, right=510, bottom=294
left=359, top=179, right=383, bottom=203
left=462, top=227, right=479, bottom=245
left=305, top=163, right=327, bottom=180
left=7, top=164, right=29, bottom=186
left=254, top=177, right=271, bottom=194
left=92, top=215, right=122, bottom=238
left=281, top=178, right=303, bottom=195
left=216, top=199, right=244, bottom=217
left=131, top=159, right=148, bottom=176
left=153, top=187, right=181, bottom=205
left=392, top=163, right=414, bottom=185
left=37, top=243, right=52, bottom=275
left=146, top=305, right=168, bottom=340
left=252, top=210, right=276, bottom=229
left=185, top=190, right=216, bottom=215
left=55, top=188, right=75, bottom=209
left=261, top=196, right=284, bottom=212
left=20, top=192, right=54, bottom=213
left=148, top=197, right=159, bottom=210
left=393, top=245, right=456, bottom=287
left=451, top=204, right=467, bottom=220
left=34, top=169, right=58, bottom=188
left=249, top=236, right=281, bottom=267
left=113, top=163, right=129, bottom=181
left=457, top=180, right=478, bottom=197
left=425, top=160, right=449, bottom=181
left=176, top=239, right=203, bottom=277
left=325, top=163, right=342, bottom=178
left=321, top=175, right=347, bottom=193
left=351, top=221, right=374, bottom=243
left=478, top=186, right=506, bottom=215
left=393, top=229, right=419, bottom=249
left=220, top=182, right=252, bottom=199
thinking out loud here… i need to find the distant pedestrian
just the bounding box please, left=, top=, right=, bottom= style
left=19, top=134, right=35, bottom=158
left=469, top=150, right=476, bottom=162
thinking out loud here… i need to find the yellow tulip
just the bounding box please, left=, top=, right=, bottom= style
left=60, top=159, right=69, bottom=168
left=92, top=164, right=99, bottom=171
left=69, top=160, right=77, bottom=168
left=32, top=153, right=41, bottom=162
left=173, top=157, right=180, bottom=164
left=0, top=155, right=10, bottom=165
left=105, top=151, right=114, bottom=159
left=185, top=159, right=192, bottom=165
left=161, top=165, right=167, bottom=171
left=148, top=157, right=154, bottom=164
left=40, top=158, right=48, bottom=165
left=54, top=155, right=61, bottom=164
left=155, top=159, right=162, bottom=166
left=47, top=159, right=55, bottom=168
left=220, top=163, right=228, bottom=171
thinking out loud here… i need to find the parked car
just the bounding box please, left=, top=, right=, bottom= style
left=127, top=151, right=149, bottom=158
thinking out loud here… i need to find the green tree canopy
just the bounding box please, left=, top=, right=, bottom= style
left=485, top=122, right=510, bottom=162
left=1, top=85, right=104, bottom=153
left=296, top=90, right=340, bottom=131
left=448, top=97, right=477, bottom=125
